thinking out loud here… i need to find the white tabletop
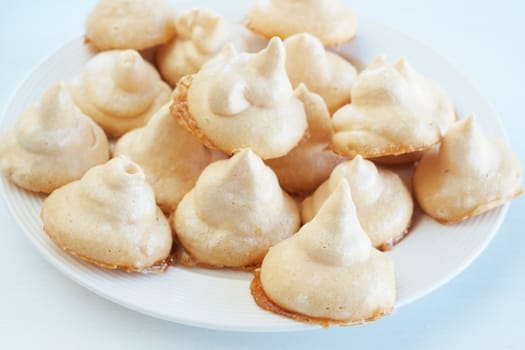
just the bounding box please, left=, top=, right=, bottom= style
left=1, top=1, right=524, bottom=349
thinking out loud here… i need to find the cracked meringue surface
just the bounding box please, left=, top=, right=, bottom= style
left=86, top=0, right=176, bottom=51
left=414, top=116, right=522, bottom=224
left=302, top=155, right=413, bottom=249
left=114, top=104, right=226, bottom=214
left=258, top=180, right=395, bottom=323
left=332, top=56, right=456, bottom=159
left=0, top=82, right=109, bottom=193
left=246, top=0, right=357, bottom=45
left=173, top=149, right=300, bottom=268
left=170, top=38, right=308, bottom=159
left=157, top=7, right=266, bottom=86
left=265, top=85, right=345, bottom=194
left=41, top=156, right=173, bottom=272
left=284, top=33, right=357, bottom=114
left=69, top=49, right=171, bottom=137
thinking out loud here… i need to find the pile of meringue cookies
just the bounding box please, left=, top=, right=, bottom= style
left=0, top=0, right=522, bottom=327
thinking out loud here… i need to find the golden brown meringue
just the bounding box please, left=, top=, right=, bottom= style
left=170, top=38, right=308, bottom=159
left=284, top=33, right=357, bottom=114
left=246, top=0, right=357, bottom=46
left=157, top=7, right=266, bottom=87
left=332, top=56, right=456, bottom=159
left=69, top=49, right=171, bottom=138
left=85, top=0, right=176, bottom=51
left=414, top=116, right=522, bottom=224
left=266, top=85, right=345, bottom=194
left=114, top=104, right=226, bottom=214
left=41, top=156, right=173, bottom=272
left=0, top=82, right=109, bottom=193
left=302, top=155, right=413, bottom=249
left=173, top=149, right=300, bottom=268
left=257, top=180, right=395, bottom=324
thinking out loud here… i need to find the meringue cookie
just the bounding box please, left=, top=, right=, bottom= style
left=170, top=38, right=308, bottom=159
left=332, top=56, right=456, bottom=159
left=41, top=156, right=173, bottom=271
left=0, top=82, right=109, bottom=193
left=246, top=0, right=357, bottom=46
left=86, top=0, right=176, bottom=51
left=173, top=149, right=300, bottom=268
left=256, top=180, right=395, bottom=324
left=157, top=7, right=266, bottom=87
left=114, top=104, right=226, bottom=214
left=266, top=85, right=345, bottom=194
left=69, top=49, right=171, bottom=137
left=302, top=155, right=413, bottom=249
left=284, top=33, right=357, bottom=114
left=414, top=116, right=522, bottom=224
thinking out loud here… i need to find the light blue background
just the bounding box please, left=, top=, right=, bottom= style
left=1, top=1, right=523, bottom=349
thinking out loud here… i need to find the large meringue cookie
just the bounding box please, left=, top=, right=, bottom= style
left=170, top=38, right=308, bottom=159
left=157, top=7, right=266, bottom=87
left=266, top=85, right=345, bottom=194
left=256, top=180, right=395, bottom=324
left=332, top=57, right=456, bottom=159
left=302, top=155, right=413, bottom=250
left=414, top=116, right=522, bottom=224
left=0, top=82, right=109, bottom=193
left=41, top=156, right=173, bottom=272
left=86, top=0, right=176, bottom=51
left=284, top=33, right=357, bottom=114
left=173, top=149, right=300, bottom=268
left=246, top=0, right=357, bottom=46
left=69, top=50, right=171, bottom=137
left=114, top=104, right=226, bottom=214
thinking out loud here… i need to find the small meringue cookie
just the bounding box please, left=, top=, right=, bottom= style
left=170, top=38, right=308, bottom=159
left=69, top=49, right=171, bottom=137
left=246, top=0, right=357, bottom=46
left=41, top=156, right=173, bottom=272
left=266, top=85, right=345, bottom=194
left=114, top=104, right=226, bottom=214
left=86, top=0, right=176, bottom=51
left=173, top=148, right=300, bottom=268
left=332, top=56, right=456, bottom=159
left=157, top=7, right=266, bottom=86
left=302, top=155, right=413, bottom=249
left=0, top=82, right=109, bottom=193
left=414, top=116, right=522, bottom=224
left=284, top=33, right=357, bottom=114
left=257, top=180, right=395, bottom=324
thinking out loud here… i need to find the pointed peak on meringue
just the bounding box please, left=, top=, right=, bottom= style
left=253, top=37, right=286, bottom=78
left=38, top=82, right=77, bottom=129
left=298, top=179, right=372, bottom=266
left=294, top=84, right=332, bottom=140
left=221, top=148, right=262, bottom=182
left=368, top=55, right=388, bottom=70
left=113, top=50, right=149, bottom=91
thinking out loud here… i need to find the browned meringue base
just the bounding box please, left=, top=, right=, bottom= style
left=370, top=150, right=425, bottom=166
left=170, top=74, right=220, bottom=151
left=250, top=270, right=391, bottom=327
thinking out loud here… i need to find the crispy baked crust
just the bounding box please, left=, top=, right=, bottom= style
left=331, top=139, right=437, bottom=159
left=370, top=150, right=425, bottom=165
left=169, top=75, right=222, bottom=152
left=245, top=22, right=355, bottom=47
left=250, top=270, right=391, bottom=327
left=427, top=189, right=523, bottom=225
left=376, top=227, right=410, bottom=251
left=172, top=237, right=260, bottom=271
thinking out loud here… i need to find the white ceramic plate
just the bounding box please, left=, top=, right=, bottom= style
left=0, top=3, right=509, bottom=332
